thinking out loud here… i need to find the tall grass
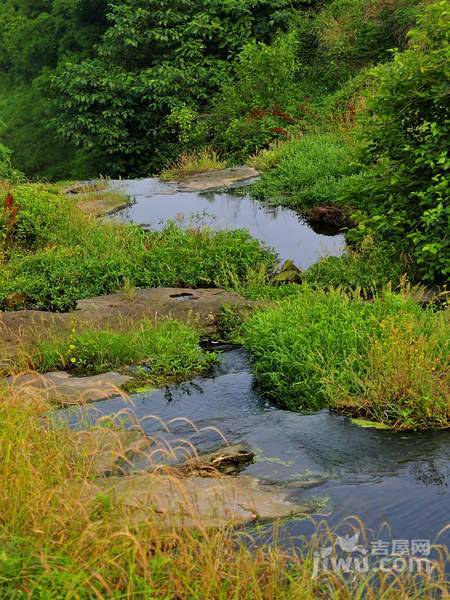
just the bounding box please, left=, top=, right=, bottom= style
left=160, top=148, right=226, bottom=181
left=243, top=286, right=449, bottom=429
left=9, top=319, right=217, bottom=385
left=0, top=387, right=447, bottom=597
left=304, top=238, right=407, bottom=292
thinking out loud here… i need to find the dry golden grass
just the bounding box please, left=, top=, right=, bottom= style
left=0, top=382, right=448, bottom=598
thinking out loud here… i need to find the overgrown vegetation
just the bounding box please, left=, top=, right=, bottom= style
left=160, top=148, right=226, bottom=181
left=0, top=2, right=448, bottom=595
left=303, top=239, right=408, bottom=292
left=11, top=319, right=216, bottom=386
left=1, top=0, right=446, bottom=286
left=0, top=185, right=276, bottom=311
left=343, top=2, right=450, bottom=284
left=243, top=286, right=449, bottom=430
left=251, top=131, right=362, bottom=208
left=1, top=389, right=447, bottom=598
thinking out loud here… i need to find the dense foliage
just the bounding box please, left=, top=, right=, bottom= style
left=0, top=144, right=23, bottom=182
left=0, top=0, right=447, bottom=283
left=344, top=2, right=450, bottom=283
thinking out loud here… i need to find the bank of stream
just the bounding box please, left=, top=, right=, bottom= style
left=111, top=177, right=345, bottom=269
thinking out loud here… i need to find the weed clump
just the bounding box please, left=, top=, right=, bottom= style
left=243, top=286, right=449, bottom=429
left=27, top=319, right=216, bottom=385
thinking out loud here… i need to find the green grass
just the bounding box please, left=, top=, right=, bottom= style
left=0, top=184, right=277, bottom=311
left=304, top=239, right=407, bottom=292
left=251, top=132, right=361, bottom=209
left=25, top=319, right=216, bottom=385
left=243, top=286, right=449, bottom=429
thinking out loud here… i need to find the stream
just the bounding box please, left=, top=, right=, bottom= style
left=67, top=178, right=449, bottom=552
left=62, top=349, right=450, bottom=549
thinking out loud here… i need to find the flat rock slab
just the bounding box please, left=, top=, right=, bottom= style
left=8, top=371, right=130, bottom=405
left=74, top=287, right=249, bottom=329
left=178, top=166, right=259, bottom=192
left=74, top=429, right=153, bottom=476
left=0, top=287, right=252, bottom=361
left=86, top=473, right=311, bottom=528
left=76, top=195, right=130, bottom=217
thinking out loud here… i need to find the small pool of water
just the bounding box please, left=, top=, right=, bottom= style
left=112, top=178, right=345, bottom=269
left=60, top=350, right=450, bottom=548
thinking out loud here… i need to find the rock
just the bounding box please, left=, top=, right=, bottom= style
left=271, top=260, right=303, bottom=284
left=85, top=473, right=312, bottom=528
left=8, top=371, right=131, bottom=405
left=76, top=193, right=130, bottom=217
left=74, top=429, right=153, bottom=476
left=0, top=287, right=253, bottom=362
left=177, top=166, right=259, bottom=192
left=176, top=444, right=255, bottom=476
left=64, top=182, right=108, bottom=195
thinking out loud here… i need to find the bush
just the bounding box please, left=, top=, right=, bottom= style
left=0, top=185, right=277, bottom=311
left=209, top=31, right=306, bottom=159
left=316, top=0, right=423, bottom=69
left=0, top=144, right=23, bottom=182
left=251, top=132, right=361, bottom=208
left=243, top=287, right=449, bottom=429
left=342, top=1, right=450, bottom=283
left=0, top=185, right=82, bottom=254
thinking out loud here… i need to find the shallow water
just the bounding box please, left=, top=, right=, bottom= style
left=61, top=350, right=450, bottom=548
left=112, top=178, right=345, bottom=268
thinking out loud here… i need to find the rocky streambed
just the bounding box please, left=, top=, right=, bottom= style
left=2, top=169, right=448, bottom=547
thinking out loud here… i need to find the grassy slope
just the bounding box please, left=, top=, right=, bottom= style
left=0, top=182, right=277, bottom=311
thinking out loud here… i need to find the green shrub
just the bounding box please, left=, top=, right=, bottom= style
left=342, top=1, right=450, bottom=283
left=243, top=287, right=449, bottom=429
left=0, top=185, right=82, bottom=253
left=316, top=0, right=423, bottom=68
left=209, top=31, right=306, bottom=159
left=31, top=320, right=216, bottom=381
left=0, top=144, right=23, bottom=182
left=251, top=132, right=361, bottom=208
